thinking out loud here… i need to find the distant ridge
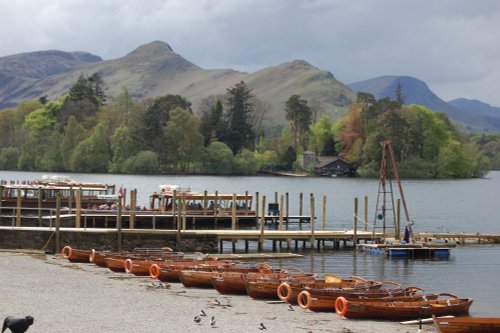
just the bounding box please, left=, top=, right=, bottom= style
left=0, top=41, right=354, bottom=124
left=349, top=75, right=500, bottom=132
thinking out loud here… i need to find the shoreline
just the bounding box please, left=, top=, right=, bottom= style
left=0, top=251, right=437, bottom=333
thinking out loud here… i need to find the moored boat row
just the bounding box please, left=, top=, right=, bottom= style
left=60, top=245, right=491, bottom=324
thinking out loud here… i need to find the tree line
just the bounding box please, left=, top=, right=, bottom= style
left=0, top=73, right=494, bottom=177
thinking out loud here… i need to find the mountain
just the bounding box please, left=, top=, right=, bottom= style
left=349, top=75, right=500, bottom=131
left=0, top=50, right=102, bottom=108
left=449, top=98, right=500, bottom=118
left=0, top=41, right=354, bottom=124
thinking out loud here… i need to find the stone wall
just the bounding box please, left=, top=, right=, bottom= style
left=0, top=228, right=219, bottom=253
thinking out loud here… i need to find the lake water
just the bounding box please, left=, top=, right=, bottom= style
left=1, top=170, right=499, bottom=316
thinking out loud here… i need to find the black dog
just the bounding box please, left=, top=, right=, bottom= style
left=2, top=316, right=34, bottom=333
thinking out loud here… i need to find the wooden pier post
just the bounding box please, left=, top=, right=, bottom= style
left=55, top=194, right=61, bottom=255
left=285, top=192, right=289, bottom=225
left=396, top=198, right=401, bottom=240
left=214, top=191, right=219, bottom=226
left=37, top=187, right=43, bottom=227
left=130, top=189, right=137, bottom=229
left=364, top=195, right=368, bottom=232
left=203, top=190, right=208, bottom=216
left=174, top=190, right=181, bottom=251
left=278, top=194, right=284, bottom=230
left=117, top=196, right=123, bottom=252
left=255, top=192, right=259, bottom=224
left=299, top=192, right=303, bottom=216
left=231, top=193, right=237, bottom=230
left=274, top=192, right=278, bottom=204
left=75, top=188, right=82, bottom=228
left=322, top=195, right=326, bottom=231
left=16, top=188, right=21, bottom=227
left=182, top=192, right=187, bottom=231
left=259, top=195, right=266, bottom=252
left=353, top=197, right=358, bottom=246
left=310, top=193, right=315, bottom=249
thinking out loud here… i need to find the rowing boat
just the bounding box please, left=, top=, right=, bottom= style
left=335, top=293, right=473, bottom=319
left=298, top=290, right=437, bottom=312
left=277, top=275, right=383, bottom=305
left=433, top=316, right=500, bottom=333
left=246, top=270, right=316, bottom=300
left=61, top=246, right=91, bottom=263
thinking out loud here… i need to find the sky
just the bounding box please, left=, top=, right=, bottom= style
left=1, top=0, right=500, bottom=106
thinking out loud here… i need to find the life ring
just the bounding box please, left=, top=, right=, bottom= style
left=297, top=291, right=312, bottom=309
left=61, top=246, right=72, bottom=259
left=89, top=249, right=96, bottom=263
left=124, top=259, right=133, bottom=273
left=149, top=264, right=161, bottom=279
left=335, top=296, right=348, bottom=317
left=277, top=282, right=292, bottom=302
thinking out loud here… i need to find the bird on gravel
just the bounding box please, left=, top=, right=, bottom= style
left=210, top=316, right=216, bottom=327
left=259, top=322, right=267, bottom=330
left=151, top=281, right=162, bottom=288
left=213, top=298, right=221, bottom=306
left=199, top=309, right=207, bottom=317
left=2, top=316, right=34, bottom=333
left=287, top=304, right=294, bottom=311
left=193, top=316, right=201, bottom=324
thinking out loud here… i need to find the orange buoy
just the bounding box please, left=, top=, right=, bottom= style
left=335, top=296, right=348, bottom=317
left=297, top=290, right=312, bottom=309
left=149, top=263, right=161, bottom=279
left=61, top=246, right=72, bottom=259
left=277, top=282, right=292, bottom=302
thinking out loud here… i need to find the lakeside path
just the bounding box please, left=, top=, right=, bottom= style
left=0, top=251, right=437, bottom=333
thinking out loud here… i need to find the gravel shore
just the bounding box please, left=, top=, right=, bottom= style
left=0, top=251, right=436, bottom=333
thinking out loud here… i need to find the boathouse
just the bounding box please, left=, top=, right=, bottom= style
left=299, top=152, right=355, bottom=177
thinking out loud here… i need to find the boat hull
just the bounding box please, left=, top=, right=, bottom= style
left=433, top=317, right=500, bottom=333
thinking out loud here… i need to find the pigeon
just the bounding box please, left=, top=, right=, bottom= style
left=210, top=316, right=216, bottom=327
left=150, top=281, right=162, bottom=288
left=213, top=298, right=221, bottom=306
left=193, top=316, right=201, bottom=324
left=199, top=309, right=207, bottom=317
left=287, top=304, right=294, bottom=311
left=259, top=322, right=267, bottom=330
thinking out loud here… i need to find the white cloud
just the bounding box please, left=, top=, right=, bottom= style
left=1, top=0, right=499, bottom=105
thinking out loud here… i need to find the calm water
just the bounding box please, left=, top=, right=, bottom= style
left=1, top=170, right=499, bottom=316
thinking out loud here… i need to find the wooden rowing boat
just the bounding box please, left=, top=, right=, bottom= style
left=335, top=293, right=473, bottom=319
left=277, top=275, right=384, bottom=305
left=301, top=281, right=418, bottom=302
left=149, top=260, right=240, bottom=282
left=179, top=263, right=272, bottom=288
left=61, top=246, right=92, bottom=263
left=297, top=290, right=438, bottom=312
left=433, top=316, right=500, bottom=333
left=246, top=270, right=316, bottom=300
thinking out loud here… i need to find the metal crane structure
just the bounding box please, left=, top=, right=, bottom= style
left=372, top=141, right=413, bottom=243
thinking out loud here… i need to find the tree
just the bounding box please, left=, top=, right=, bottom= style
left=225, top=81, right=255, bottom=154
left=395, top=81, right=405, bottom=106
left=143, top=94, right=192, bottom=162
left=285, top=95, right=312, bottom=150
left=200, top=99, right=225, bottom=146
left=70, top=123, right=110, bottom=172
left=68, top=73, right=106, bottom=106
left=309, top=115, right=334, bottom=155
left=202, top=142, right=234, bottom=174
left=109, top=125, right=135, bottom=173
left=122, top=151, right=159, bottom=174
left=163, top=108, right=204, bottom=172
left=60, top=116, right=87, bottom=170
